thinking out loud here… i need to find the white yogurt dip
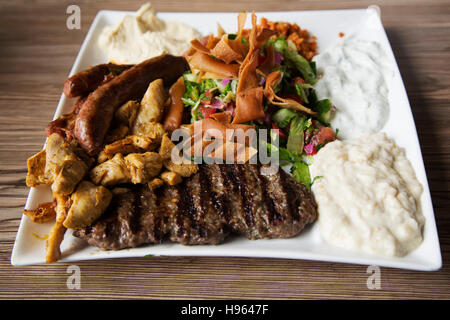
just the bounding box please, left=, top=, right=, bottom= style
left=314, top=36, right=394, bottom=140
left=309, top=132, right=424, bottom=257
left=98, top=3, right=201, bottom=64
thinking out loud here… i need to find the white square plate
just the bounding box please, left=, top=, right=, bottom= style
left=11, top=7, right=442, bottom=270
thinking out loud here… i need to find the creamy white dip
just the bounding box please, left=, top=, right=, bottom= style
left=314, top=36, right=394, bottom=140
left=310, top=132, right=424, bottom=257
left=98, top=3, right=201, bottom=64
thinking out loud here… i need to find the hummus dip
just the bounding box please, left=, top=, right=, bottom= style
left=98, top=3, right=201, bottom=64
left=310, top=132, right=424, bottom=257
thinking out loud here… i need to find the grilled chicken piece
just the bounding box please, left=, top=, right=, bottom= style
left=114, top=100, right=139, bottom=128
left=134, top=122, right=166, bottom=145
left=104, top=125, right=129, bottom=144
left=102, top=134, right=157, bottom=159
left=160, top=170, right=182, bottom=186
left=45, top=133, right=89, bottom=195
left=163, top=159, right=198, bottom=178
left=23, top=201, right=56, bottom=223
left=158, top=134, right=176, bottom=160
left=90, top=153, right=131, bottom=186
left=63, top=181, right=112, bottom=229
left=26, top=149, right=52, bottom=187
left=132, top=79, right=167, bottom=132
left=158, top=133, right=199, bottom=178
left=104, top=100, right=140, bottom=145
left=148, top=178, right=164, bottom=190
left=74, top=164, right=318, bottom=250
left=125, top=152, right=162, bottom=184
left=91, top=152, right=163, bottom=186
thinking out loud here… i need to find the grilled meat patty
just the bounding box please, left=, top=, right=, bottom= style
left=73, top=164, right=318, bottom=250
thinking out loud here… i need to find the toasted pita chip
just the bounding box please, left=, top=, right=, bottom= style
left=256, top=28, right=277, bottom=47
left=210, top=112, right=232, bottom=124
left=237, top=11, right=248, bottom=38
left=217, top=23, right=226, bottom=38
left=206, top=35, right=221, bottom=50
left=211, top=35, right=243, bottom=64
left=190, top=38, right=211, bottom=55
left=259, top=45, right=275, bottom=75
left=264, top=70, right=317, bottom=115
left=236, top=12, right=260, bottom=93
left=207, top=140, right=258, bottom=163
left=188, top=52, right=240, bottom=79
left=233, top=86, right=265, bottom=124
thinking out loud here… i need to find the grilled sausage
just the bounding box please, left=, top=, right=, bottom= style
left=63, top=63, right=134, bottom=98
left=74, top=54, right=189, bottom=156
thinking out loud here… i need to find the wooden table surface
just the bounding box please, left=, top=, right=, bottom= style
left=0, top=0, right=449, bottom=300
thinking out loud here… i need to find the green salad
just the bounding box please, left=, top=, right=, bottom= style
left=181, top=35, right=338, bottom=188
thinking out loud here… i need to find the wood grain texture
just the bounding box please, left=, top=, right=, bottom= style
left=0, top=0, right=449, bottom=299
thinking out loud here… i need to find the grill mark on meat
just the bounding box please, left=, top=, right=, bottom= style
left=197, top=167, right=217, bottom=238
left=221, top=164, right=253, bottom=228
left=235, top=164, right=255, bottom=228
left=174, top=185, right=186, bottom=239
left=218, top=164, right=243, bottom=229
left=255, top=166, right=281, bottom=226
left=152, top=187, right=165, bottom=241
left=130, top=187, right=143, bottom=234
left=220, top=164, right=236, bottom=193
left=188, top=176, right=207, bottom=239
left=279, top=172, right=300, bottom=221
left=208, top=165, right=232, bottom=224
left=139, top=186, right=162, bottom=244
left=74, top=164, right=318, bottom=250
left=198, top=165, right=213, bottom=216
left=104, top=193, right=128, bottom=238
left=243, top=164, right=269, bottom=238
left=176, top=183, right=200, bottom=242
left=160, top=187, right=176, bottom=240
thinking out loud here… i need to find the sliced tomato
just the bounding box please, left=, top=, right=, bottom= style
left=294, top=77, right=305, bottom=85
left=200, top=90, right=213, bottom=105
left=199, top=106, right=216, bottom=119
left=310, top=126, right=335, bottom=147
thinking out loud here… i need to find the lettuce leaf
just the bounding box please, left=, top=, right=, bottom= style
left=314, top=99, right=333, bottom=123
left=286, top=115, right=306, bottom=154
left=272, top=108, right=297, bottom=128
left=291, top=161, right=311, bottom=187
left=273, top=38, right=317, bottom=85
